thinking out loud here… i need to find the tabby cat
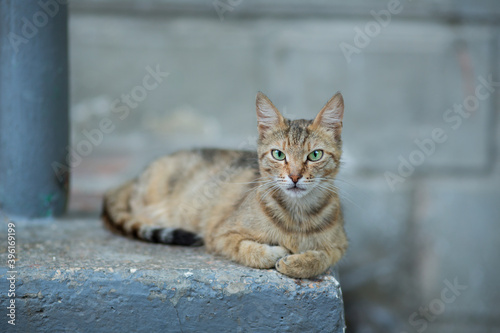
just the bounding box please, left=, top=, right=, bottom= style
left=102, top=92, right=348, bottom=278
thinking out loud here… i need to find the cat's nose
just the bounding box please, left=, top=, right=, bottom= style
left=289, top=174, right=302, bottom=184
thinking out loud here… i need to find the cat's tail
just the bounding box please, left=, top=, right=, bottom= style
left=101, top=181, right=203, bottom=246
left=101, top=180, right=135, bottom=234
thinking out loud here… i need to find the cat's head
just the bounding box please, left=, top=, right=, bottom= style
left=256, top=92, right=344, bottom=199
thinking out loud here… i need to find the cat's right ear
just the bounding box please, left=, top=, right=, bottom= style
left=256, top=92, right=285, bottom=137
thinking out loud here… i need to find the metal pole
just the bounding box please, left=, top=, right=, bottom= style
left=0, top=0, right=69, bottom=217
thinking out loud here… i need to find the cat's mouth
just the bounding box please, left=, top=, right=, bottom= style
left=285, top=185, right=308, bottom=198
left=286, top=186, right=306, bottom=193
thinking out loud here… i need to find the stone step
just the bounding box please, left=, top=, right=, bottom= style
left=0, top=217, right=345, bottom=332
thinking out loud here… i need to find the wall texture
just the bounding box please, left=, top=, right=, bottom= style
left=67, top=1, right=500, bottom=332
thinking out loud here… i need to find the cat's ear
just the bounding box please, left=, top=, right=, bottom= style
left=256, top=92, right=285, bottom=136
left=311, top=92, right=344, bottom=137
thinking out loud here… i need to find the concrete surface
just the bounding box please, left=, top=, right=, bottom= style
left=0, top=216, right=345, bottom=332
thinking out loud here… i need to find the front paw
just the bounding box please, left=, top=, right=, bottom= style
left=262, top=245, right=289, bottom=268
left=276, top=254, right=315, bottom=279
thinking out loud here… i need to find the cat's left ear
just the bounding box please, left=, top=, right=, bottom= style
left=311, top=92, right=344, bottom=137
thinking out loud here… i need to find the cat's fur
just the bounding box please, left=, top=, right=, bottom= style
left=102, top=92, right=348, bottom=278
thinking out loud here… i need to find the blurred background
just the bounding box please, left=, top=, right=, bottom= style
left=67, top=1, right=499, bottom=332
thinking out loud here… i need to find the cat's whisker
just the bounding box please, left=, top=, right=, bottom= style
left=261, top=187, right=280, bottom=202
left=230, top=180, right=271, bottom=185
left=226, top=176, right=276, bottom=194
left=333, top=179, right=371, bottom=204
left=314, top=184, right=338, bottom=198
left=320, top=181, right=360, bottom=207
left=259, top=183, right=281, bottom=202
left=259, top=183, right=278, bottom=199
left=314, top=177, right=366, bottom=203
left=315, top=183, right=361, bottom=209
left=227, top=175, right=272, bottom=185
left=244, top=181, right=275, bottom=194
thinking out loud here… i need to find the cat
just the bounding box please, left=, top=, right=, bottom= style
left=102, top=92, right=348, bottom=279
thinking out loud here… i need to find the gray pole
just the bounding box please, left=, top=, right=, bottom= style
left=0, top=0, right=69, bottom=218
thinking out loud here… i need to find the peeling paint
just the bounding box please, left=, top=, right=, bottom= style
left=224, top=282, right=248, bottom=296
left=147, top=290, right=168, bottom=302
left=169, top=279, right=193, bottom=306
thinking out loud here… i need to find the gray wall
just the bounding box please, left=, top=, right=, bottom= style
left=68, top=1, right=500, bottom=332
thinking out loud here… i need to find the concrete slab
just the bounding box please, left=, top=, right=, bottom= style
left=0, top=216, right=345, bottom=332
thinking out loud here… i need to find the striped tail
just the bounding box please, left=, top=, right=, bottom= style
left=101, top=181, right=203, bottom=246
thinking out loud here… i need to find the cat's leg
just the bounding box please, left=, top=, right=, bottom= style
left=212, top=232, right=289, bottom=269
left=275, top=247, right=344, bottom=279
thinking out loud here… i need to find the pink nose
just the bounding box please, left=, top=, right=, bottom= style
left=289, top=174, right=302, bottom=183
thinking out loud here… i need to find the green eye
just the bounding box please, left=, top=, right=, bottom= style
left=307, top=150, right=323, bottom=162
left=272, top=150, right=286, bottom=161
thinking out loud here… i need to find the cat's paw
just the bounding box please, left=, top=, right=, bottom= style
left=260, top=245, right=289, bottom=268
left=275, top=254, right=314, bottom=279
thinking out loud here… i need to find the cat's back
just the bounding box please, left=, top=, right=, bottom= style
left=157, top=148, right=259, bottom=181
left=129, top=148, right=260, bottom=232
left=136, top=148, right=259, bottom=207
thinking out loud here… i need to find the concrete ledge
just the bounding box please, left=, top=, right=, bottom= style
left=0, top=217, right=345, bottom=332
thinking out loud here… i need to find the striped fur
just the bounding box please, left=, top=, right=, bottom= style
left=102, top=92, right=348, bottom=278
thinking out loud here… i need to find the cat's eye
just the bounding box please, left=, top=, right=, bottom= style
left=271, top=150, right=286, bottom=161
left=307, top=150, right=323, bottom=162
